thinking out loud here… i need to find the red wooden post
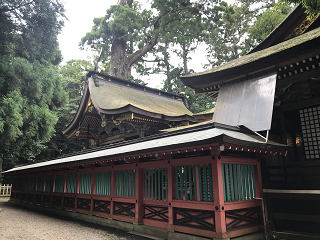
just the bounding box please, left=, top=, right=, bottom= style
left=195, top=165, right=201, bottom=201
left=135, top=164, right=144, bottom=223
left=52, top=174, right=56, bottom=193
left=75, top=170, right=80, bottom=209
left=62, top=172, right=67, bottom=207
left=254, top=160, right=263, bottom=199
left=212, top=157, right=227, bottom=235
left=167, top=160, right=174, bottom=225
left=110, top=166, right=116, bottom=215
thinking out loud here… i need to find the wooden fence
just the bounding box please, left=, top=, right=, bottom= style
left=0, top=184, right=12, bottom=196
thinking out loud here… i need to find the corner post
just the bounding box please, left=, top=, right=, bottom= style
left=211, top=147, right=227, bottom=236
left=167, top=158, right=174, bottom=225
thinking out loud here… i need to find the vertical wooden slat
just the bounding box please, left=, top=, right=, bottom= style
left=144, top=169, right=147, bottom=199
left=222, top=164, right=226, bottom=202
left=188, top=165, right=193, bottom=201
left=151, top=169, right=154, bottom=200
left=224, top=164, right=230, bottom=202
left=238, top=165, right=242, bottom=200
left=233, top=164, right=238, bottom=201
left=121, top=170, right=124, bottom=196
left=243, top=165, right=248, bottom=199
left=128, top=169, right=131, bottom=197
left=229, top=164, right=234, bottom=201
left=193, top=165, right=197, bottom=201
left=240, top=164, right=245, bottom=200
left=154, top=168, right=157, bottom=200
left=184, top=165, right=188, bottom=200
left=162, top=168, right=165, bottom=200
left=116, top=171, right=119, bottom=196
left=208, top=164, right=214, bottom=202
left=180, top=166, right=184, bottom=200
left=165, top=167, right=168, bottom=201
left=246, top=165, right=251, bottom=199
left=148, top=169, right=151, bottom=200
left=175, top=167, right=179, bottom=200
left=203, top=164, right=208, bottom=202
left=197, top=164, right=202, bottom=201
left=252, top=165, right=256, bottom=198
left=158, top=168, right=161, bottom=200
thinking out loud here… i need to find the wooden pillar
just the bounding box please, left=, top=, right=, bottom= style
left=75, top=170, right=80, bottom=209
left=62, top=172, right=67, bottom=207
left=167, top=159, right=174, bottom=225
left=212, top=154, right=227, bottom=235
left=254, top=160, right=263, bottom=199
left=135, top=164, right=144, bottom=222
left=110, top=166, right=116, bottom=215
left=52, top=174, right=56, bottom=193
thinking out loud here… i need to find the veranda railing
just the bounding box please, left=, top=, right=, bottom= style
left=0, top=184, right=12, bottom=196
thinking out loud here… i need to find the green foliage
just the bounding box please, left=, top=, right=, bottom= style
left=162, top=68, right=215, bottom=114
left=0, top=0, right=65, bottom=65
left=242, top=3, right=293, bottom=54
left=36, top=60, right=94, bottom=160
left=0, top=56, right=67, bottom=170
left=205, top=1, right=256, bottom=67
left=280, top=0, right=320, bottom=17
left=80, top=2, right=148, bottom=57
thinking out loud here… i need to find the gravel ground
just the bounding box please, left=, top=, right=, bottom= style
left=0, top=197, right=150, bottom=240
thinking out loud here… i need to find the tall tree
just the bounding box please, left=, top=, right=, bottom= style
left=36, top=60, right=93, bottom=160
left=0, top=0, right=65, bottom=65
left=280, top=0, right=320, bottom=16
left=80, top=0, right=215, bottom=80
left=0, top=0, right=67, bottom=176
left=242, top=3, right=293, bottom=54
left=0, top=57, right=68, bottom=171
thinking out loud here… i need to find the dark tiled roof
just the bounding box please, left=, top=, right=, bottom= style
left=4, top=122, right=290, bottom=174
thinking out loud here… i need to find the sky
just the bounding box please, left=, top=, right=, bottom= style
left=58, top=0, right=209, bottom=88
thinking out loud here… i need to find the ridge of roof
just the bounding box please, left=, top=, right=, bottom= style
left=89, top=71, right=185, bottom=100
left=249, top=4, right=304, bottom=54
left=89, top=77, right=194, bottom=117
left=4, top=121, right=290, bottom=174
left=182, top=26, right=320, bottom=85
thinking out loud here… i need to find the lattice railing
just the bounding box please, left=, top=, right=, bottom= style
left=222, top=164, right=256, bottom=202
left=175, top=164, right=214, bottom=202
left=144, top=168, right=167, bottom=201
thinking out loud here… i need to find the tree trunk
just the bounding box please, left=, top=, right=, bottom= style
left=109, top=37, right=131, bottom=79
left=182, top=43, right=189, bottom=75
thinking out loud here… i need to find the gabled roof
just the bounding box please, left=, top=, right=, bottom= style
left=89, top=77, right=192, bottom=117
left=63, top=73, right=195, bottom=136
left=181, top=26, right=320, bottom=90
left=4, top=122, right=291, bottom=174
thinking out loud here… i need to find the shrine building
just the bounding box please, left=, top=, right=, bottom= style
left=4, top=4, right=319, bottom=240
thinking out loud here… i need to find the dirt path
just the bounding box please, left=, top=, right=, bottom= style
left=0, top=197, right=149, bottom=240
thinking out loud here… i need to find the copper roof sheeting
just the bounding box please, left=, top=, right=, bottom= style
left=89, top=77, right=193, bottom=117
left=4, top=122, right=290, bottom=174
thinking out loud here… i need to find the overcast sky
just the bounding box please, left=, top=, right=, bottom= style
left=58, top=0, right=208, bottom=88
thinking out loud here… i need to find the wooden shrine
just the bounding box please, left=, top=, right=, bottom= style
left=182, top=4, right=320, bottom=239
left=62, top=72, right=196, bottom=147
left=6, top=4, right=320, bottom=240
left=5, top=122, right=289, bottom=239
